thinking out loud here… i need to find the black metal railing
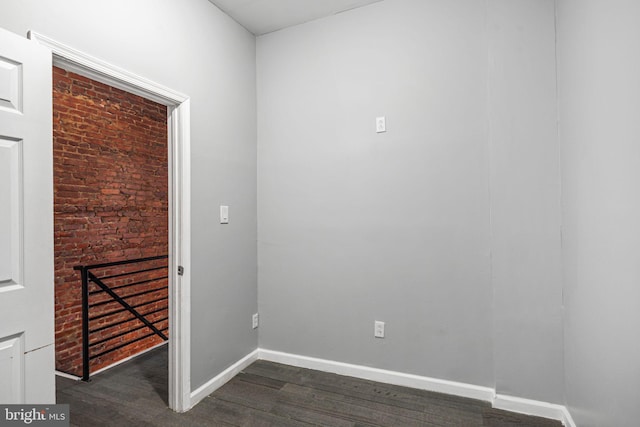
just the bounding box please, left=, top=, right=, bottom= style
left=74, top=255, right=169, bottom=381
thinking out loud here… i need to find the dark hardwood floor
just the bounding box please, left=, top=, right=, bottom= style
left=56, top=346, right=563, bottom=427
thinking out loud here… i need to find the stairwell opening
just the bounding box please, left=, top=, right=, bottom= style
left=52, top=66, right=169, bottom=378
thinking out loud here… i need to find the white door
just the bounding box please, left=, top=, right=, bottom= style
left=0, top=27, right=54, bottom=404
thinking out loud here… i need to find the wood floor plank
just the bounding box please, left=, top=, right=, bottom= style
left=269, top=402, right=357, bottom=427
left=235, top=372, right=288, bottom=390
left=280, top=382, right=480, bottom=426
left=245, top=360, right=487, bottom=421
left=56, top=346, right=564, bottom=427
left=482, top=408, right=564, bottom=427
left=213, top=377, right=279, bottom=412
left=274, top=387, right=435, bottom=427
left=248, top=360, right=489, bottom=409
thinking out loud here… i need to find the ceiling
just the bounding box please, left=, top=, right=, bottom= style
left=208, top=0, right=384, bottom=36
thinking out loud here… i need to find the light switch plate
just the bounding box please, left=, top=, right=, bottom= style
left=220, top=205, right=229, bottom=224
left=374, top=320, right=385, bottom=338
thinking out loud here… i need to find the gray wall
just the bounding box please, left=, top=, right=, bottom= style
left=487, top=0, right=563, bottom=403
left=14, top=2, right=640, bottom=421
left=0, top=0, right=258, bottom=391
left=558, top=0, right=640, bottom=425
left=257, top=0, right=562, bottom=402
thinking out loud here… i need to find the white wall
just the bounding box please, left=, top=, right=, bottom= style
left=0, top=0, right=258, bottom=391
left=558, top=0, right=640, bottom=425
left=257, top=0, right=562, bottom=403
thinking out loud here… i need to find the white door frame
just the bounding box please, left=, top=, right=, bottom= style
left=28, top=32, right=192, bottom=412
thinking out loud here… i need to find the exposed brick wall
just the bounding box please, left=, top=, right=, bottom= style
left=53, top=66, right=168, bottom=376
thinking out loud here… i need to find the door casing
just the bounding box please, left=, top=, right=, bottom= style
left=29, top=31, right=192, bottom=412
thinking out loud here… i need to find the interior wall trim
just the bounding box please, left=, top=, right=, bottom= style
left=190, top=349, right=260, bottom=408
left=185, top=347, right=578, bottom=425
left=258, top=348, right=495, bottom=401
left=28, top=30, right=192, bottom=413
left=259, top=348, right=576, bottom=426
left=493, top=394, right=576, bottom=427
left=27, top=31, right=186, bottom=105
left=562, top=406, right=578, bottom=427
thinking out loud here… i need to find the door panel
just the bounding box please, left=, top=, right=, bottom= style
left=0, top=56, right=22, bottom=112
left=0, top=137, right=22, bottom=287
left=0, top=27, right=54, bottom=404
left=0, top=335, right=23, bottom=404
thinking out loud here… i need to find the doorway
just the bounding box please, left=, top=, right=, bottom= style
left=30, top=31, right=192, bottom=412
left=52, top=66, right=170, bottom=379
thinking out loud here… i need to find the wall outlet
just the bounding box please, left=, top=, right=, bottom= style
left=376, top=116, right=386, bottom=133
left=252, top=313, right=259, bottom=329
left=374, top=320, right=385, bottom=338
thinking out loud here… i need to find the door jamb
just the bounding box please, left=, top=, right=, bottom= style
left=28, top=31, right=192, bottom=412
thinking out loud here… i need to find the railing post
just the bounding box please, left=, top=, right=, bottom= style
left=80, top=267, right=90, bottom=381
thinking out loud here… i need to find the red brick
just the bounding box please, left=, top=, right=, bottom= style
left=53, top=66, right=168, bottom=376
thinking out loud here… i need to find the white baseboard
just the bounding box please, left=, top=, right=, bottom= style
left=190, top=347, right=576, bottom=426
left=561, top=406, right=577, bottom=427
left=55, top=370, right=81, bottom=381
left=258, top=348, right=495, bottom=402
left=493, top=394, right=575, bottom=426
left=258, top=349, right=576, bottom=426
left=190, top=349, right=259, bottom=408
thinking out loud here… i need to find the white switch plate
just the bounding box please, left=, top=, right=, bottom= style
left=376, top=116, right=386, bottom=133
left=252, top=313, right=259, bottom=329
left=374, top=320, right=385, bottom=338
left=220, top=205, right=229, bottom=224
